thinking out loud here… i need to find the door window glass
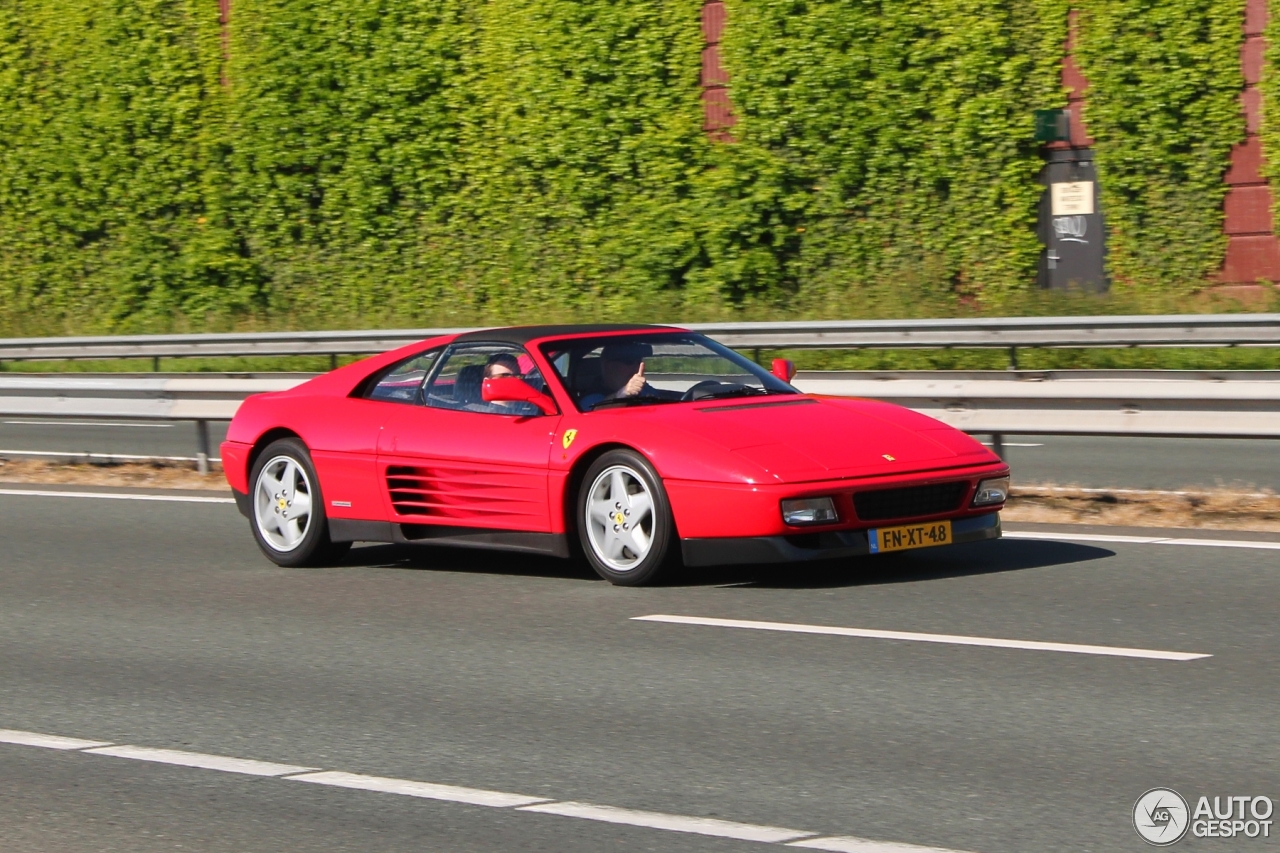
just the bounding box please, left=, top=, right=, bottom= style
left=363, top=349, right=440, bottom=404
left=424, top=343, right=544, bottom=416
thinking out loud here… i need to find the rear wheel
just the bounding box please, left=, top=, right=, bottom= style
left=577, top=449, right=677, bottom=586
left=249, top=438, right=351, bottom=567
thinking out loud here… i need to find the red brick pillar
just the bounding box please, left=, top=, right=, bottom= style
left=1221, top=0, right=1280, bottom=282
left=1056, top=9, right=1095, bottom=149
left=219, top=0, right=231, bottom=83
left=702, top=1, right=735, bottom=141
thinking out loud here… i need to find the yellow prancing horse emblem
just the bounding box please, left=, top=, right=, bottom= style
left=882, top=454, right=895, bottom=461
left=562, top=429, right=578, bottom=450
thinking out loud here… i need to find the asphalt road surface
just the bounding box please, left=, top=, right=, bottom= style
left=2, top=417, right=1279, bottom=491
left=2, top=487, right=1278, bottom=852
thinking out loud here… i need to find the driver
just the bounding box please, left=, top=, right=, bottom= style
left=580, top=342, right=654, bottom=410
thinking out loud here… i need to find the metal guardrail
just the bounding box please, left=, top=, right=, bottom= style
left=1, top=314, right=1278, bottom=367
left=792, top=371, right=1280, bottom=456
left=2, top=370, right=1279, bottom=473
left=0, top=375, right=298, bottom=473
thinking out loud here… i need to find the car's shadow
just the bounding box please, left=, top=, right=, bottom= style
left=334, top=537, right=1114, bottom=590
left=679, top=538, right=1115, bottom=589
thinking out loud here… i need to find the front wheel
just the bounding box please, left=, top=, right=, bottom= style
left=577, top=449, right=677, bottom=586
left=249, top=438, right=351, bottom=568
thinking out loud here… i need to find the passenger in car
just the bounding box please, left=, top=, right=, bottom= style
left=484, top=353, right=521, bottom=381
left=466, top=353, right=534, bottom=414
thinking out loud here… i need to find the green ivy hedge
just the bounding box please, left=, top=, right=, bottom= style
left=0, top=0, right=1255, bottom=334
left=715, top=0, right=1069, bottom=308
left=1075, top=0, right=1244, bottom=291
left=0, top=0, right=230, bottom=329
left=1260, top=8, right=1280, bottom=236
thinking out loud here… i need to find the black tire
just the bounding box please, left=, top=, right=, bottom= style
left=576, top=449, right=678, bottom=586
left=248, top=438, right=351, bottom=568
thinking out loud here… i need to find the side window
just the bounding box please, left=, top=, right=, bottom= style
left=363, top=350, right=440, bottom=404
left=424, top=343, right=541, bottom=416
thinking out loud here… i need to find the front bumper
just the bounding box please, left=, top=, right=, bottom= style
left=680, top=511, right=1001, bottom=567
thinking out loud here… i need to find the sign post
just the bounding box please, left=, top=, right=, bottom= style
left=1038, top=148, right=1107, bottom=291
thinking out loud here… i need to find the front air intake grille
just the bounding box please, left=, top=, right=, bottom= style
left=853, top=481, right=968, bottom=522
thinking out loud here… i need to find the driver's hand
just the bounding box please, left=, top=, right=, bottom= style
left=618, top=362, right=646, bottom=398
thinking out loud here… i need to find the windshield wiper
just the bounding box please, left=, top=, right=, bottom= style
left=696, top=387, right=796, bottom=401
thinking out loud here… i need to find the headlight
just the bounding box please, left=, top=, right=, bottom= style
left=972, top=477, right=1010, bottom=506
left=781, top=497, right=837, bottom=525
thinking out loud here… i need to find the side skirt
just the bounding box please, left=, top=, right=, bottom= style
left=328, top=518, right=570, bottom=559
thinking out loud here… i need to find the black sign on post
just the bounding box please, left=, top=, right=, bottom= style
left=1038, top=148, right=1107, bottom=291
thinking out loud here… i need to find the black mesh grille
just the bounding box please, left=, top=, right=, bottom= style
left=853, top=481, right=968, bottom=522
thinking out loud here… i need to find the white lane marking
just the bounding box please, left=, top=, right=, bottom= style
left=1162, top=537, right=1280, bottom=550
left=0, top=729, right=112, bottom=750
left=1005, top=531, right=1164, bottom=544
left=287, top=771, right=549, bottom=808
left=516, top=801, right=815, bottom=844
left=1005, top=531, right=1280, bottom=551
left=0, top=489, right=233, bottom=504
left=1016, top=485, right=1277, bottom=499
left=83, top=745, right=315, bottom=777
left=3, top=420, right=174, bottom=428
left=1, top=727, right=974, bottom=853
left=0, top=449, right=217, bottom=463
left=790, top=836, right=973, bottom=853
left=633, top=615, right=1210, bottom=662
left=979, top=442, right=1041, bottom=447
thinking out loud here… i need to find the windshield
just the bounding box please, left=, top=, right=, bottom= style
left=540, top=333, right=798, bottom=412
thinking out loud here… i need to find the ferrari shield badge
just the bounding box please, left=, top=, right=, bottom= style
left=882, top=454, right=895, bottom=461
left=562, top=429, right=578, bottom=450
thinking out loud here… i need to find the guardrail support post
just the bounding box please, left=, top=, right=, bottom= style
left=991, top=433, right=1005, bottom=460
left=1007, top=347, right=1018, bottom=370
left=196, top=420, right=210, bottom=475
left=330, top=354, right=338, bottom=370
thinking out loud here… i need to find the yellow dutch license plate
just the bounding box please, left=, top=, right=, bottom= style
left=870, top=520, right=952, bottom=554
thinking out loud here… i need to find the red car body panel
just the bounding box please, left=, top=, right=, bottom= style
left=222, top=325, right=1009, bottom=563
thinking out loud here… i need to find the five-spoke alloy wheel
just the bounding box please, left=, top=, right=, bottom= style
left=577, top=449, right=676, bottom=585
left=249, top=438, right=350, bottom=567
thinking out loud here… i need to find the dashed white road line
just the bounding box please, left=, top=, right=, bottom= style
left=632, top=615, right=1210, bottom=662
left=516, top=801, right=815, bottom=843
left=790, top=837, right=968, bottom=852
left=0, top=488, right=234, bottom=504
left=288, top=770, right=549, bottom=808
left=0, top=729, right=111, bottom=750
left=1004, top=530, right=1280, bottom=551
left=83, top=744, right=315, bottom=776
left=0, top=726, right=977, bottom=853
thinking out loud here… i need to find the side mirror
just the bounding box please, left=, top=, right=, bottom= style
left=481, top=376, right=557, bottom=415
left=771, top=358, right=797, bottom=382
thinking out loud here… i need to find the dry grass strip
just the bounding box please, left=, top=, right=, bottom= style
left=1005, top=485, right=1280, bottom=532
left=0, top=458, right=223, bottom=491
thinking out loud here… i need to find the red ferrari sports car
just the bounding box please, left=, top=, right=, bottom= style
left=222, top=324, right=1009, bottom=585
